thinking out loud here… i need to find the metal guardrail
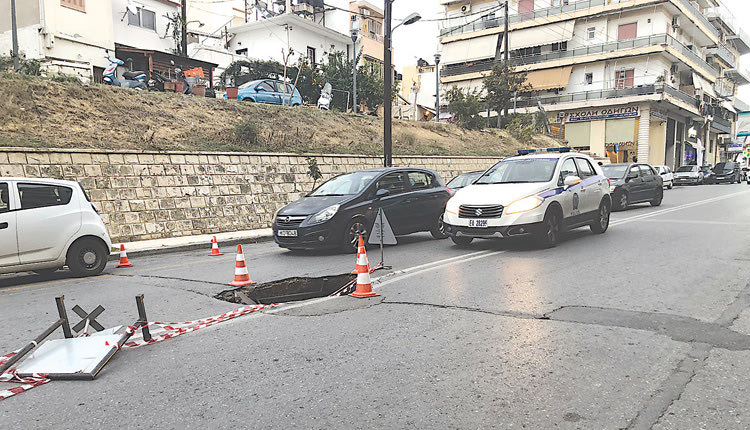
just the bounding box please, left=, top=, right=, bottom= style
left=512, top=83, right=698, bottom=109
left=706, top=44, right=736, bottom=68
left=442, top=34, right=718, bottom=78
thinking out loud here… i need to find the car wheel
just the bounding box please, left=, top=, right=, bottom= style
left=450, top=235, right=473, bottom=246
left=651, top=187, right=663, bottom=206
left=590, top=199, right=611, bottom=234
left=536, top=207, right=561, bottom=248
left=667, top=181, right=673, bottom=190
left=66, top=239, right=108, bottom=277
left=615, top=192, right=629, bottom=211
left=341, top=218, right=368, bottom=253
left=430, top=214, right=449, bottom=239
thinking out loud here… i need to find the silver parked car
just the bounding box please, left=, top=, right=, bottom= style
left=673, top=165, right=703, bottom=185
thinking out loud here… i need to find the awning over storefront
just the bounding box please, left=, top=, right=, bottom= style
left=721, top=100, right=737, bottom=114
left=693, top=72, right=717, bottom=98
left=441, top=34, right=499, bottom=65
left=507, top=20, right=574, bottom=50
left=524, top=66, right=573, bottom=90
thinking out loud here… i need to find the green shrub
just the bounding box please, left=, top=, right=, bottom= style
left=234, top=118, right=260, bottom=144
left=507, top=117, right=534, bottom=142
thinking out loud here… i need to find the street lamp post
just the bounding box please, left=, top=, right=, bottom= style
left=351, top=29, right=358, bottom=114
left=10, top=0, right=19, bottom=71
left=383, top=6, right=421, bottom=167
left=434, top=53, right=441, bottom=123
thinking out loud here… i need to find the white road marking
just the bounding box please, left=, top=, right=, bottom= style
left=638, top=219, right=750, bottom=226
left=610, top=189, right=750, bottom=227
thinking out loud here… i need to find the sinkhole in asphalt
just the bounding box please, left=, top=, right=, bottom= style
left=215, top=273, right=356, bottom=304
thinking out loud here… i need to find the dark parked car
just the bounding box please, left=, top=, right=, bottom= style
left=700, top=165, right=714, bottom=183
left=273, top=167, right=452, bottom=252
left=601, top=163, right=663, bottom=211
left=446, top=171, right=483, bottom=191
left=709, top=161, right=741, bottom=184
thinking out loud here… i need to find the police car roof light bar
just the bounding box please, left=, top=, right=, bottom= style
left=517, top=147, right=571, bottom=155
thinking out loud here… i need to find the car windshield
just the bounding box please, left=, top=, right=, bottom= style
left=601, top=165, right=629, bottom=179
left=447, top=172, right=482, bottom=188
left=676, top=166, right=696, bottom=173
left=239, top=80, right=258, bottom=89
left=712, top=163, right=728, bottom=173
left=310, top=171, right=379, bottom=196
left=475, top=158, right=557, bottom=184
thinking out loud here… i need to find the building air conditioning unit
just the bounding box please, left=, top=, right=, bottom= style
left=460, top=4, right=471, bottom=15
left=361, top=8, right=370, bottom=17
left=672, top=16, right=680, bottom=29
left=670, top=63, right=679, bottom=75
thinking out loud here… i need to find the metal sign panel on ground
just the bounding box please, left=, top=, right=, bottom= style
left=369, top=209, right=397, bottom=245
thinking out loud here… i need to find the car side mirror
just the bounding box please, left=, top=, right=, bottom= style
left=375, top=188, right=390, bottom=199
left=563, top=175, right=582, bottom=189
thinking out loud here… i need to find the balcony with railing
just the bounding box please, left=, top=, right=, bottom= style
left=442, top=34, right=718, bottom=79
left=440, top=0, right=719, bottom=40
left=706, top=43, right=736, bottom=68
left=512, top=83, right=698, bottom=110
left=705, top=6, right=737, bottom=35
left=711, top=115, right=732, bottom=134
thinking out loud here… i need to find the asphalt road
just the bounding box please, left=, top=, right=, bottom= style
left=1, top=183, right=750, bottom=429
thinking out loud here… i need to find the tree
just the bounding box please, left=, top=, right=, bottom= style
left=483, top=61, right=531, bottom=128
left=318, top=51, right=385, bottom=113
left=444, top=86, right=484, bottom=130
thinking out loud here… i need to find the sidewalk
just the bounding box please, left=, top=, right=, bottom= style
left=110, top=228, right=274, bottom=258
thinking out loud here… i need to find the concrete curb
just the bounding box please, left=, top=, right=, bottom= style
left=108, top=229, right=274, bottom=259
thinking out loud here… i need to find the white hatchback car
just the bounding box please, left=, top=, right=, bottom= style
left=0, top=178, right=112, bottom=277
left=653, top=165, right=674, bottom=189
left=443, top=149, right=611, bottom=247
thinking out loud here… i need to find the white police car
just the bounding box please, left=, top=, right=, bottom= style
left=442, top=148, right=611, bottom=247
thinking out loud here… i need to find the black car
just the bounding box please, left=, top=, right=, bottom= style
left=601, top=163, right=663, bottom=211
left=446, top=171, right=483, bottom=191
left=709, top=161, right=741, bottom=184
left=273, top=168, right=452, bottom=252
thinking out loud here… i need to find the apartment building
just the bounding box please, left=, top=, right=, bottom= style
left=0, top=0, right=115, bottom=79
left=439, top=0, right=750, bottom=168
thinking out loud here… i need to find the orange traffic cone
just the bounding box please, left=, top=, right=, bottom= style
left=229, top=244, right=256, bottom=287
left=116, top=244, right=134, bottom=268
left=209, top=236, right=223, bottom=256
left=351, top=241, right=363, bottom=274
left=349, top=236, right=379, bottom=298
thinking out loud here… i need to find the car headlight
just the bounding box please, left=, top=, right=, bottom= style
left=309, top=204, right=340, bottom=225
left=505, top=195, right=544, bottom=215
left=445, top=197, right=459, bottom=215
left=609, top=185, right=617, bottom=192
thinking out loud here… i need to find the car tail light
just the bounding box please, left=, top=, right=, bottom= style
left=607, top=178, right=611, bottom=187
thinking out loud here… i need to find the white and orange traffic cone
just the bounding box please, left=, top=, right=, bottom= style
left=116, top=244, right=134, bottom=268
left=229, top=244, right=256, bottom=287
left=349, top=236, right=379, bottom=298
left=209, top=236, right=223, bottom=256
left=351, top=241, right=363, bottom=274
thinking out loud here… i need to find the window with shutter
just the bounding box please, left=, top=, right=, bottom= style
left=61, top=0, right=85, bottom=12
left=617, top=22, right=637, bottom=40
left=615, top=69, right=635, bottom=89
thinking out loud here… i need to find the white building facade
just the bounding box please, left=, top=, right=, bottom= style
left=439, top=0, right=750, bottom=168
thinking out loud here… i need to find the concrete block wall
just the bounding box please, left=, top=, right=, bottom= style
left=0, top=148, right=498, bottom=243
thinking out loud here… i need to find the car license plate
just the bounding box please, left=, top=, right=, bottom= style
left=277, top=230, right=297, bottom=237
left=469, top=219, right=488, bottom=228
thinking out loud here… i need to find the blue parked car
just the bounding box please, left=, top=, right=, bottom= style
left=229, top=79, right=303, bottom=106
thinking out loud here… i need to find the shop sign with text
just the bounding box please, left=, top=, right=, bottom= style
left=558, top=106, right=640, bottom=123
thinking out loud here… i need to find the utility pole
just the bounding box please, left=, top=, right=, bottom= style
left=434, top=53, right=441, bottom=122
left=181, top=0, right=188, bottom=56
left=245, top=0, right=248, bottom=23
left=351, top=29, right=359, bottom=114
left=383, top=0, right=393, bottom=167
left=10, top=0, right=19, bottom=71
left=503, top=0, right=509, bottom=118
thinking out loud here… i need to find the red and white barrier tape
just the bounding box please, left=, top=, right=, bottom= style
left=1, top=350, right=50, bottom=401
left=1, top=303, right=276, bottom=401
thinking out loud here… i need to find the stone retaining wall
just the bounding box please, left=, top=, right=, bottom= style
left=0, top=148, right=498, bottom=243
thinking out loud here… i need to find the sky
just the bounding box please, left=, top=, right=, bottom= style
left=390, top=0, right=750, bottom=101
